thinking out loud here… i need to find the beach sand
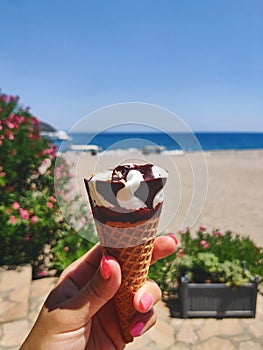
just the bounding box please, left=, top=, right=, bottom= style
left=70, top=149, right=263, bottom=247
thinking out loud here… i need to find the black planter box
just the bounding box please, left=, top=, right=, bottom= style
left=178, top=280, right=258, bottom=318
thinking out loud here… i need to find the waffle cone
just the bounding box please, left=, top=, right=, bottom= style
left=94, top=214, right=161, bottom=343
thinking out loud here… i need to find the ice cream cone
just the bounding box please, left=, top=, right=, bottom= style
left=84, top=164, right=167, bottom=343
left=95, top=215, right=161, bottom=343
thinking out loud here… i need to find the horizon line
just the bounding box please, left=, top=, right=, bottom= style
left=68, top=130, right=263, bottom=134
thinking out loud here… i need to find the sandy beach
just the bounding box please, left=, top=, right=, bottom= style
left=68, top=149, right=263, bottom=247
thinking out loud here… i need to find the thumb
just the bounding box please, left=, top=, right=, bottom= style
left=67, top=256, right=121, bottom=320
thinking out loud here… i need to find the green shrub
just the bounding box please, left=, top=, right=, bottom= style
left=0, top=92, right=59, bottom=265
left=0, top=91, right=96, bottom=275
left=149, top=228, right=263, bottom=291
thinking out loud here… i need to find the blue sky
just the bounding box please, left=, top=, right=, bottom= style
left=0, top=0, right=262, bottom=132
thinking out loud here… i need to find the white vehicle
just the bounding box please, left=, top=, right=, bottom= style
left=70, top=144, right=102, bottom=155
left=142, top=145, right=166, bottom=155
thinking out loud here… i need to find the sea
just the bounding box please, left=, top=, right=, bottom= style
left=56, top=132, right=263, bottom=153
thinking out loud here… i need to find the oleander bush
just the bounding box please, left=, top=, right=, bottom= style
left=0, top=91, right=95, bottom=276
left=149, top=227, right=263, bottom=291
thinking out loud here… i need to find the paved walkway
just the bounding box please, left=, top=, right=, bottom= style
left=0, top=265, right=262, bottom=350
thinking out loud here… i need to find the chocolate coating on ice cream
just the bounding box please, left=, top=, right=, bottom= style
left=85, top=164, right=167, bottom=225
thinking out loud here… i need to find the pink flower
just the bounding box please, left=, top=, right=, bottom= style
left=64, top=246, right=69, bottom=252
left=199, top=225, right=207, bottom=232
left=213, top=230, right=223, bottom=237
left=46, top=202, right=53, bottom=209
left=42, top=145, right=57, bottom=158
left=177, top=248, right=185, bottom=258
left=0, top=172, right=6, bottom=177
left=43, top=148, right=54, bottom=155
left=37, top=269, right=47, bottom=277
left=20, top=208, right=29, bottom=220
left=2, top=94, right=10, bottom=103
left=38, top=158, right=51, bottom=175
left=49, top=195, right=56, bottom=203
left=32, top=117, right=39, bottom=125
left=8, top=134, right=14, bottom=140
left=16, top=116, right=25, bottom=124
left=178, top=227, right=190, bottom=235
left=25, top=234, right=31, bottom=241
left=201, top=240, right=209, bottom=249
left=6, top=121, right=15, bottom=129
left=13, top=201, right=20, bottom=209
left=31, top=215, right=38, bottom=223
left=55, top=167, right=61, bottom=178
left=10, top=215, right=17, bottom=224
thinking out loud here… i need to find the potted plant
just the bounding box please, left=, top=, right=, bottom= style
left=150, top=227, right=263, bottom=318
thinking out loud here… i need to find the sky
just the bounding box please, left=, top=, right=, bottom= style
left=0, top=0, right=263, bottom=132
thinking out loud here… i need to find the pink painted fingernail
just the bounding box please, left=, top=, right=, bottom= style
left=140, top=293, right=153, bottom=311
left=100, top=256, right=111, bottom=280
left=130, top=321, right=145, bottom=337
left=168, top=233, right=178, bottom=245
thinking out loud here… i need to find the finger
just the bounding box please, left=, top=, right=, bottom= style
left=133, top=279, right=161, bottom=313
left=46, top=245, right=103, bottom=308
left=151, top=234, right=178, bottom=264
left=63, top=256, right=121, bottom=321
left=129, top=309, right=156, bottom=338
left=58, top=244, right=102, bottom=290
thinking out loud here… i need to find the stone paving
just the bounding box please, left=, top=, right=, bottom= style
left=0, top=265, right=57, bottom=350
left=0, top=265, right=262, bottom=350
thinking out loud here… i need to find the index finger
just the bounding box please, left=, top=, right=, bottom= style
left=58, top=243, right=102, bottom=289
left=151, top=235, right=178, bottom=264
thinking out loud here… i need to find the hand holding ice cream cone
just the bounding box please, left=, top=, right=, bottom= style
left=21, top=162, right=177, bottom=350
left=21, top=237, right=178, bottom=350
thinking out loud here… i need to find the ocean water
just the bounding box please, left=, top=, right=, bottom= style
left=57, top=132, right=263, bottom=153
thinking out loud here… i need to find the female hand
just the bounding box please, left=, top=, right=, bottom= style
left=21, top=235, right=177, bottom=350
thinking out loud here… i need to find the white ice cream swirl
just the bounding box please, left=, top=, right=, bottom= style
left=116, top=169, right=146, bottom=210
left=87, top=164, right=168, bottom=211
